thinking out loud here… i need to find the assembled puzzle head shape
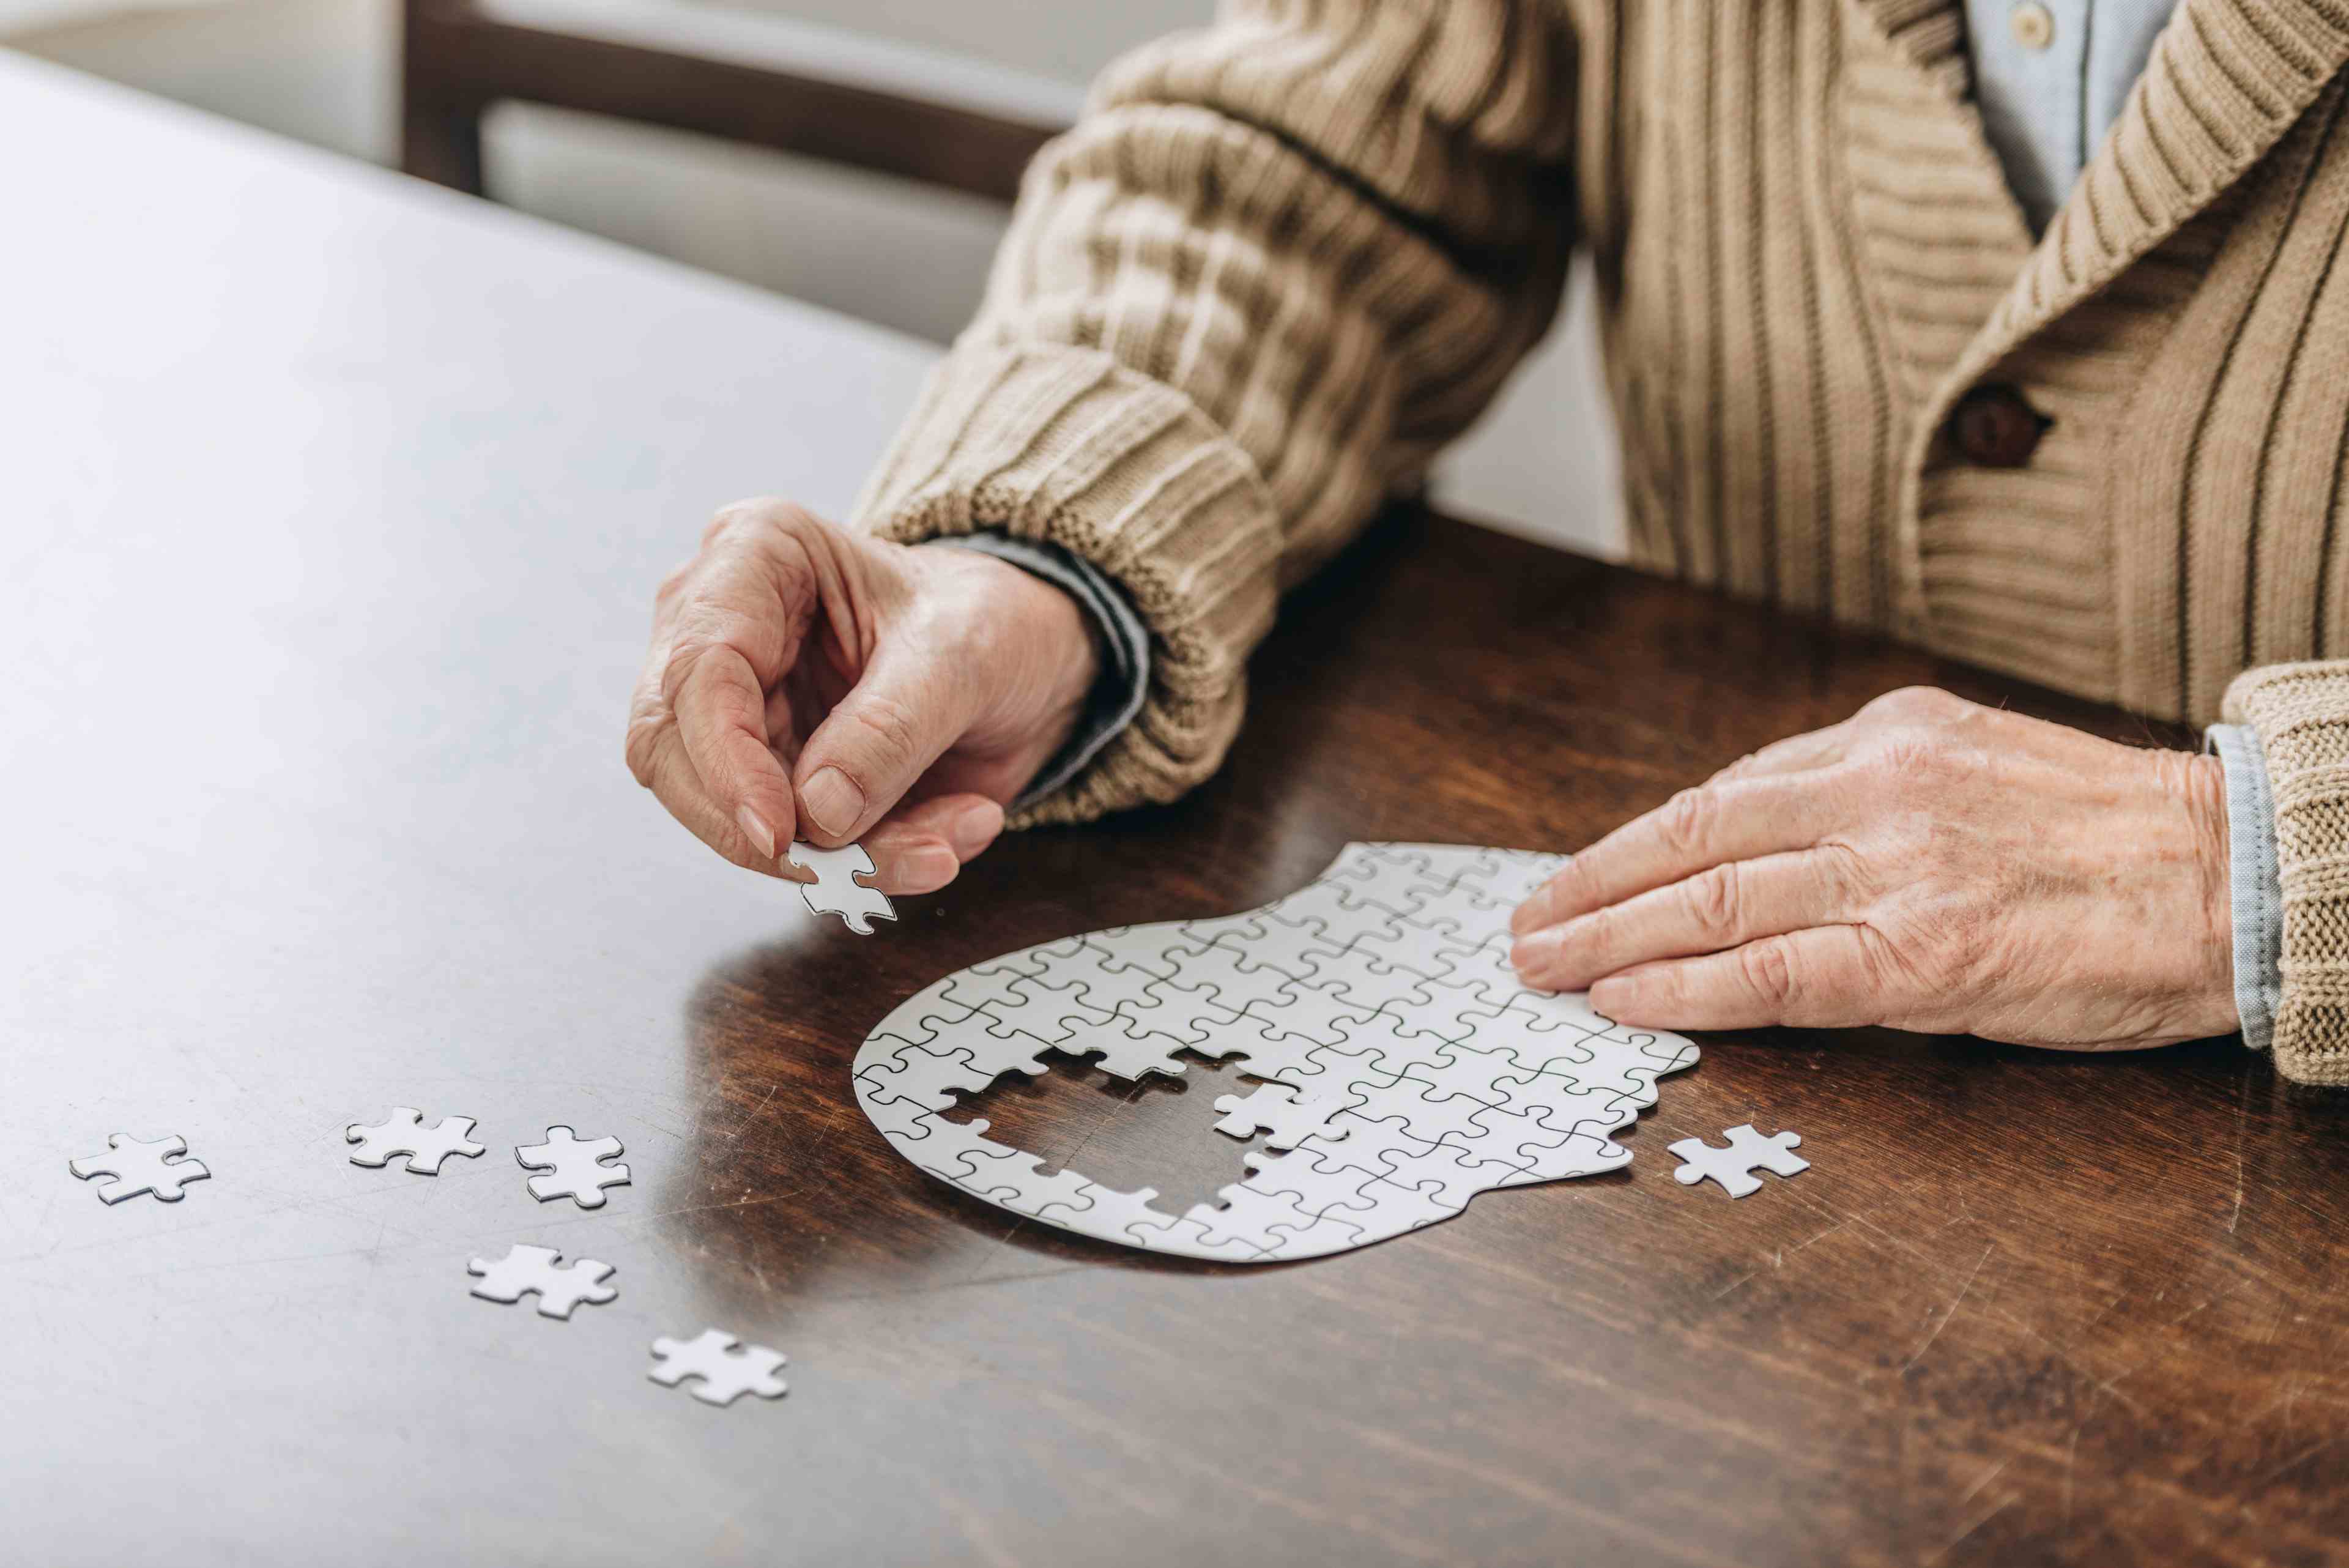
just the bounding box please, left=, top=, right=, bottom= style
left=853, top=844, right=1699, bottom=1262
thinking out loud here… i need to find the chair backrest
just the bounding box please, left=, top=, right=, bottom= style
left=402, top=0, right=1080, bottom=201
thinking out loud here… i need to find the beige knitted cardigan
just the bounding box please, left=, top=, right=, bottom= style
left=853, top=0, right=2349, bottom=1082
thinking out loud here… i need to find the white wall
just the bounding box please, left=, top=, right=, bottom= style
left=10, top=0, right=1622, bottom=554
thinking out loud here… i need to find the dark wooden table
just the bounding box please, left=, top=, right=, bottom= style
left=9, top=49, right=2349, bottom=1568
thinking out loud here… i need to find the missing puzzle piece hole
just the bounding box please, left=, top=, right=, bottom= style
left=935, top=1046, right=1267, bottom=1217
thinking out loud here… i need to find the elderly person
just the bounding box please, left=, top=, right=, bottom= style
left=628, top=0, right=2349, bottom=1083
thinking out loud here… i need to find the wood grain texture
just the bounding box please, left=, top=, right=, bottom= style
left=664, top=512, right=2349, bottom=1568
left=9, top=49, right=2349, bottom=1568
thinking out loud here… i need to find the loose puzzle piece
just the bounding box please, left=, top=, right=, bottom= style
left=788, top=841, right=896, bottom=935
left=852, top=843, right=1704, bottom=1262
left=1669, top=1123, right=1809, bottom=1198
left=648, top=1328, right=789, bottom=1406
left=515, top=1126, right=631, bottom=1208
left=468, top=1244, right=618, bottom=1318
left=345, top=1108, right=486, bottom=1175
left=69, top=1134, right=211, bottom=1203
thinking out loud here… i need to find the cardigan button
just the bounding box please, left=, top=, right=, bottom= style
left=1946, top=384, right=2050, bottom=468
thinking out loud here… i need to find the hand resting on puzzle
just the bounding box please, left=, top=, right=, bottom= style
left=626, top=499, right=1099, bottom=894
left=1508, top=686, right=2239, bottom=1050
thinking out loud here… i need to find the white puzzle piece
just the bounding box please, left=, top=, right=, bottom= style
left=69, top=1134, right=211, bottom=1203
left=852, top=843, right=1701, bottom=1262
left=648, top=1328, right=789, bottom=1406
left=346, top=1108, right=485, bottom=1175
left=515, top=1126, right=632, bottom=1208
left=467, top=1244, right=618, bottom=1318
left=788, top=841, right=896, bottom=935
left=1669, top=1124, right=1808, bottom=1198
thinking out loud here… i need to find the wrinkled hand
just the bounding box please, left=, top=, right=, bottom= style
left=627, top=499, right=1100, bottom=894
left=1508, top=688, right=2237, bottom=1050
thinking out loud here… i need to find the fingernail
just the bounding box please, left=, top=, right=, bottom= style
left=1508, top=901, right=1540, bottom=936
left=800, top=767, right=864, bottom=838
left=947, top=800, right=1004, bottom=858
left=735, top=804, right=776, bottom=860
left=1590, top=975, right=1635, bottom=1014
left=903, top=842, right=958, bottom=891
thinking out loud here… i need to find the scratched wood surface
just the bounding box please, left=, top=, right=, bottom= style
left=10, top=50, right=2349, bottom=1568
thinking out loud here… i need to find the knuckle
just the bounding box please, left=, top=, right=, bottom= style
left=1654, top=787, right=1716, bottom=858
left=839, top=689, right=926, bottom=777
left=623, top=705, right=669, bottom=789
left=1860, top=685, right=1962, bottom=726
left=1682, top=862, right=1744, bottom=939
left=707, top=496, right=825, bottom=548
left=1813, top=838, right=1873, bottom=905
left=1707, top=751, right=1762, bottom=786
left=1851, top=920, right=1920, bottom=994
left=655, top=555, right=697, bottom=604
left=658, top=636, right=714, bottom=707
left=1866, top=732, right=1959, bottom=792
left=1737, top=937, right=1800, bottom=1008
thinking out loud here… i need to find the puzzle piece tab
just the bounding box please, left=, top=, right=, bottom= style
left=515, top=1126, right=632, bottom=1208
left=468, top=1244, right=618, bottom=1318
left=346, top=1108, right=485, bottom=1175
left=648, top=1328, right=789, bottom=1406
left=69, top=1134, right=211, bottom=1203
left=788, top=841, right=896, bottom=935
left=1212, top=1081, right=1356, bottom=1150
left=1669, top=1123, right=1809, bottom=1198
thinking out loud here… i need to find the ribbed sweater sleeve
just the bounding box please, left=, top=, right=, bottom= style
left=850, top=0, right=1581, bottom=824
left=2222, top=662, right=2349, bottom=1085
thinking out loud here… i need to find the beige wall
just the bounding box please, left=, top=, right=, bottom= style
left=10, top=0, right=1621, bottom=554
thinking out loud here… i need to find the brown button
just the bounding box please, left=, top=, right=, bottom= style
left=1946, top=384, right=2050, bottom=468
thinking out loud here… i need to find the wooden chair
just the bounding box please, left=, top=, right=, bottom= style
left=399, top=0, right=1079, bottom=204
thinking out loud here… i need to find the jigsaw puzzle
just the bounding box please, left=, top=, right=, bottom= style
left=648, top=1328, right=789, bottom=1406
left=1669, top=1124, right=1808, bottom=1198
left=69, top=1133, right=211, bottom=1203
left=468, top=1244, right=618, bottom=1318
left=515, top=1127, right=632, bottom=1208
left=345, top=1108, right=485, bottom=1174
left=788, top=841, right=896, bottom=935
left=852, top=843, right=1700, bottom=1262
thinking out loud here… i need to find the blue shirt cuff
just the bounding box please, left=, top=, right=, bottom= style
left=2206, top=723, right=2283, bottom=1053
left=924, top=533, right=1152, bottom=812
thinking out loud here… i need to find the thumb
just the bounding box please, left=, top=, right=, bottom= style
left=792, top=642, right=976, bottom=845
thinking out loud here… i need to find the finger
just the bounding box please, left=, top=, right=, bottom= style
left=1705, top=721, right=1855, bottom=786
left=670, top=641, right=800, bottom=863
left=1588, top=923, right=1898, bottom=1031
left=629, top=721, right=792, bottom=877
left=1510, top=773, right=1850, bottom=936
left=793, top=642, right=979, bottom=846
left=1511, top=849, right=1856, bottom=992
left=858, top=794, right=1006, bottom=896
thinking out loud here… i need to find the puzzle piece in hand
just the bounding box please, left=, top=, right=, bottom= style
left=346, top=1108, right=486, bottom=1174
left=648, top=1328, right=789, bottom=1406
left=853, top=842, right=1701, bottom=1263
left=1212, top=1081, right=1356, bottom=1150
left=1669, top=1123, right=1808, bottom=1198
left=787, top=841, right=896, bottom=935
left=468, top=1244, right=618, bottom=1318
left=515, top=1126, right=631, bottom=1208
left=69, top=1134, right=211, bottom=1203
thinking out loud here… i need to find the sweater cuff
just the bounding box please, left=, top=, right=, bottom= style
left=2222, top=661, right=2349, bottom=1086
left=853, top=342, right=1282, bottom=827
left=2206, top=723, right=2283, bottom=1053
left=924, top=533, right=1152, bottom=813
